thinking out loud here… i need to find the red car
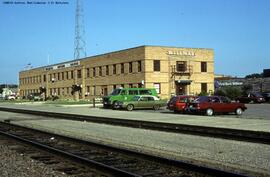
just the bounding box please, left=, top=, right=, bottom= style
left=167, top=95, right=197, bottom=113
left=189, top=96, right=247, bottom=116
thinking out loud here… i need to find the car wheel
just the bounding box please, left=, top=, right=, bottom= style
left=153, top=105, right=160, bottom=110
left=235, top=108, right=243, bottom=115
left=126, top=104, right=134, bottom=111
left=112, top=101, right=117, bottom=109
left=206, top=108, right=214, bottom=116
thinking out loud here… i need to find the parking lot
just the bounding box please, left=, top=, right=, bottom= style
left=133, top=103, right=270, bottom=120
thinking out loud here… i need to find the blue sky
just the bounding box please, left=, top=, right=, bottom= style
left=0, top=0, right=270, bottom=84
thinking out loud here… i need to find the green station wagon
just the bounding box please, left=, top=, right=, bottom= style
left=114, top=95, right=166, bottom=111
left=103, top=88, right=158, bottom=108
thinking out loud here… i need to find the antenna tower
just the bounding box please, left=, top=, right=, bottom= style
left=74, top=0, right=86, bottom=60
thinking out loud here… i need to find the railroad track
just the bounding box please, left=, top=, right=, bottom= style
left=0, top=122, right=249, bottom=177
left=0, top=107, right=269, bottom=144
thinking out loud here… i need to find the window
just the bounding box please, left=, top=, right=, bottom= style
left=66, top=71, right=69, bottom=80
left=71, top=71, right=74, bottom=79
left=113, top=64, right=116, bottom=74
left=93, top=68, right=96, bottom=77
left=99, top=67, right=102, bottom=76
left=201, top=62, right=207, bottom=72
left=140, top=97, right=148, bottom=101
left=148, top=96, right=154, bottom=101
left=113, top=85, right=117, bottom=89
left=128, top=90, right=138, bottom=95
left=57, top=73, right=60, bottom=80
left=93, top=86, right=96, bottom=96
left=86, top=68, right=90, bottom=77
left=138, top=83, right=142, bottom=88
left=121, top=84, right=124, bottom=88
left=62, top=72, right=64, bottom=80
left=129, top=62, right=132, bottom=73
left=129, top=84, right=133, bottom=88
left=43, top=75, right=46, bottom=82
left=201, top=83, right=207, bottom=93
left=87, top=86, right=90, bottom=93
left=121, top=63, right=124, bottom=73
left=154, top=83, right=161, bottom=94
left=138, top=61, right=141, bottom=72
left=139, top=90, right=152, bottom=95
left=176, top=61, right=186, bottom=72
left=120, top=90, right=126, bottom=95
left=153, top=60, right=160, bottom=71
left=106, top=65, right=109, bottom=75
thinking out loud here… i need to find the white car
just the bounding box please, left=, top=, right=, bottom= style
left=6, top=95, right=16, bottom=100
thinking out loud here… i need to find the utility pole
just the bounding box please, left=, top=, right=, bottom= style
left=74, top=0, right=86, bottom=60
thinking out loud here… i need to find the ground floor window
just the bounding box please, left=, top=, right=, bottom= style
left=201, top=83, right=207, bottom=93
left=154, top=83, right=161, bottom=94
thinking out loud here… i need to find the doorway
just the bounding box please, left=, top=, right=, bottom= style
left=176, top=83, right=187, bottom=95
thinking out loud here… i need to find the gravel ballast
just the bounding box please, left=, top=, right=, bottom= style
left=8, top=118, right=270, bottom=176
left=0, top=144, right=67, bottom=177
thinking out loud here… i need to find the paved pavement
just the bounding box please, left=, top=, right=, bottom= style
left=138, top=103, right=270, bottom=120
left=0, top=102, right=270, bottom=133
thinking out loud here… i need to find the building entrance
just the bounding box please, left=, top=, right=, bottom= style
left=176, top=84, right=187, bottom=95
left=175, top=80, right=191, bottom=95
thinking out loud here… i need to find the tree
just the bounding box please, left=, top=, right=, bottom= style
left=215, top=89, right=226, bottom=97
left=224, top=87, right=242, bottom=100
left=245, top=73, right=263, bottom=79
left=242, top=84, right=253, bottom=95
left=215, top=87, right=242, bottom=100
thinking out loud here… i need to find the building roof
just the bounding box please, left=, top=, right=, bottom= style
left=20, top=45, right=214, bottom=73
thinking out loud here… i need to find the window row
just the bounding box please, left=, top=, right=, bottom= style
left=175, top=61, right=208, bottom=72
left=20, top=61, right=142, bottom=85
left=85, top=61, right=142, bottom=78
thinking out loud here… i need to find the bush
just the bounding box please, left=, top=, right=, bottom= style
left=242, top=84, right=253, bottom=95
left=198, top=91, right=208, bottom=96
left=215, top=89, right=226, bottom=97
left=215, top=87, right=242, bottom=100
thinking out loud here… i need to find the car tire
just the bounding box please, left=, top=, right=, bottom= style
left=173, top=110, right=179, bottom=113
left=206, top=108, right=214, bottom=116
left=112, top=101, right=117, bottom=109
left=126, top=104, right=134, bottom=111
left=153, top=105, right=160, bottom=110
left=235, top=108, right=243, bottom=115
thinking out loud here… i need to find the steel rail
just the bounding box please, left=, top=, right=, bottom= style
left=0, top=122, right=251, bottom=177
left=0, top=129, right=142, bottom=177
left=0, top=107, right=269, bottom=144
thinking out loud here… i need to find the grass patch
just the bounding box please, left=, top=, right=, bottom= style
left=44, top=100, right=93, bottom=105
left=0, top=99, right=32, bottom=103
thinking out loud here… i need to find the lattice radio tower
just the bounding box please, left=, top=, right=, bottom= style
left=74, top=0, right=86, bottom=60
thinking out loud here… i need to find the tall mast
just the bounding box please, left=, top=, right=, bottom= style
left=74, top=0, right=86, bottom=60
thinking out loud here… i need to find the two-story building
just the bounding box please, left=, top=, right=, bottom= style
left=19, top=45, right=214, bottom=99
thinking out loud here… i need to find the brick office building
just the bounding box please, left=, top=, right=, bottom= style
left=19, top=45, right=214, bottom=100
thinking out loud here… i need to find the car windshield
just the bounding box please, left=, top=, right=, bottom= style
left=110, top=89, right=121, bottom=95
left=194, top=96, right=209, bottom=103
left=169, top=96, right=178, bottom=103
left=220, top=96, right=231, bottom=103
left=253, top=93, right=263, bottom=97
left=132, top=96, right=140, bottom=101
